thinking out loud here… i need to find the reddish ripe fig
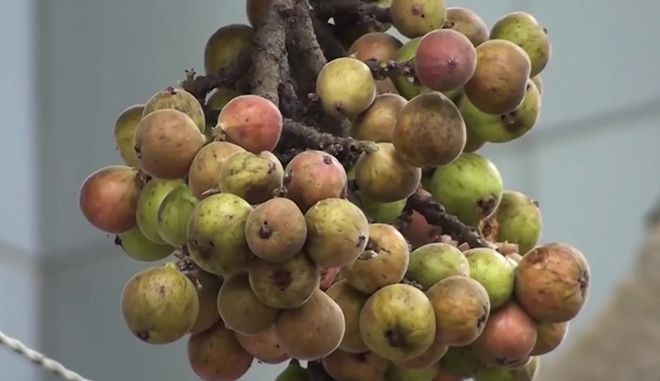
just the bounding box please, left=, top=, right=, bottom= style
left=415, top=29, right=477, bottom=92
left=283, top=150, right=348, bottom=212
left=187, top=322, right=254, bottom=381
left=348, top=32, right=403, bottom=63
left=472, top=302, right=538, bottom=367
left=400, top=210, right=443, bottom=249
left=79, top=166, right=142, bottom=234
left=217, top=95, right=283, bottom=153
left=134, top=109, right=206, bottom=179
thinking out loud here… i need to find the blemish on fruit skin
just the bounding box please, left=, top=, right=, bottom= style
left=136, top=330, right=150, bottom=341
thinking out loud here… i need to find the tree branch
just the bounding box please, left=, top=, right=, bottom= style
left=311, top=19, right=348, bottom=61
left=406, top=189, right=496, bottom=250
left=312, top=0, right=392, bottom=25
left=365, top=58, right=416, bottom=81
left=180, top=52, right=252, bottom=103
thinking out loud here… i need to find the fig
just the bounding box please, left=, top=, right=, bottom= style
left=276, top=360, right=311, bottom=381
left=320, top=267, right=343, bottom=291
left=358, top=191, right=407, bottom=225
left=531, top=76, right=543, bottom=95
left=464, top=40, right=531, bottom=115
left=136, top=178, right=185, bottom=244
left=515, top=243, right=590, bottom=323
left=506, top=253, right=523, bottom=266
left=352, top=94, right=407, bottom=142
left=355, top=142, right=422, bottom=202
left=188, top=141, right=246, bottom=199
left=464, top=248, right=515, bottom=309
left=217, top=94, right=283, bottom=153
left=433, top=370, right=464, bottom=381
left=487, top=191, right=543, bottom=255
left=134, top=109, right=206, bottom=179
left=113, top=104, right=143, bottom=167
left=217, top=273, right=279, bottom=335
left=235, top=327, right=290, bottom=364
left=429, top=153, right=503, bottom=227
left=188, top=322, right=254, bottom=381
left=475, top=356, right=540, bottom=381
left=491, top=12, right=551, bottom=77
left=186, top=193, right=254, bottom=276
left=460, top=80, right=541, bottom=143
left=392, top=38, right=432, bottom=99
left=427, top=276, right=490, bottom=346
left=415, top=29, right=477, bottom=92
left=472, top=302, right=537, bottom=367
left=115, top=227, right=174, bottom=262
left=207, top=87, right=242, bottom=112
left=275, top=289, right=346, bottom=360
left=190, top=271, right=223, bottom=334
left=283, top=150, right=348, bottom=212
left=531, top=321, right=568, bottom=356
left=393, top=335, right=448, bottom=370
left=392, top=92, right=466, bottom=168
left=400, top=210, right=443, bottom=250
left=359, top=284, right=436, bottom=361
left=386, top=362, right=440, bottom=381
left=306, top=197, right=369, bottom=268
left=348, top=32, right=403, bottom=63
left=245, top=197, right=307, bottom=263
left=445, top=7, right=489, bottom=47
left=342, top=224, right=410, bottom=294
left=249, top=253, right=320, bottom=309
left=219, top=151, right=284, bottom=204
left=121, top=264, right=199, bottom=344
left=406, top=243, right=470, bottom=291
left=79, top=166, right=141, bottom=234
left=322, top=350, right=390, bottom=381
left=157, top=185, right=197, bottom=247
left=316, top=57, right=377, bottom=118
left=246, top=0, right=269, bottom=27
left=438, top=346, right=486, bottom=378
left=326, top=280, right=370, bottom=353
left=464, top=123, right=486, bottom=152
left=142, top=86, right=206, bottom=133
left=204, top=24, right=255, bottom=75
left=390, top=0, right=446, bottom=38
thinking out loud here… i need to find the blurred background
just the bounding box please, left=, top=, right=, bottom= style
left=1, top=0, right=660, bottom=380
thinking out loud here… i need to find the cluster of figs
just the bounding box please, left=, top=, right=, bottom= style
left=78, top=0, right=591, bottom=380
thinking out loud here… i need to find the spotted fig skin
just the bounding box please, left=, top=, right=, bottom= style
left=464, top=248, right=515, bottom=309
left=235, top=327, right=289, bottom=364
left=531, top=321, right=568, bottom=356
left=142, top=86, right=206, bottom=133
left=284, top=150, right=348, bottom=212
left=316, top=57, right=377, bottom=118
left=217, top=95, right=283, bottom=153
left=406, top=243, right=470, bottom=291
left=188, top=142, right=246, bottom=199
left=352, top=94, right=407, bottom=143
left=322, top=349, right=390, bottom=381
left=326, top=280, right=370, bottom=353
left=464, top=40, right=531, bottom=115
left=491, top=12, right=551, bottom=77
left=415, top=29, right=477, bottom=92
left=472, top=302, right=538, bottom=368
left=515, top=242, right=590, bottom=323
left=186, top=193, right=254, bottom=276
left=219, top=151, right=284, bottom=204
left=491, top=190, right=543, bottom=255
left=114, top=105, right=143, bottom=167
left=187, top=322, right=254, bottom=381
left=79, top=166, right=142, bottom=234
left=426, top=276, right=491, bottom=346
left=217, top=273, right=279, bottom=335
left=445, top=7, right=489, bottom=47
left=392, top=92, right=467, bottom=168
left=390, top=0, right=447, bottom=38
left=348, top=32, right=403, bottom=63
left=355, top=142, right=422, bottom=203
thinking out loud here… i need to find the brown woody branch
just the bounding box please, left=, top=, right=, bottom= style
left=365, top=58, right=416, bottom=81
left=311, top=0, right=392, bottom=25
left=181, top=52, right=252, bottom=103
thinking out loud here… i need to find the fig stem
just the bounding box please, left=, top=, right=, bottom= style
left=180, top=52, right=252, bottom=103
left=364, top=58, right=417, bottom=81
left=310, top=0, right=392, bottom=25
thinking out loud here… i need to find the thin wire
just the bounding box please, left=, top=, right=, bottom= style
left=0, top=329, right=93, bottom=381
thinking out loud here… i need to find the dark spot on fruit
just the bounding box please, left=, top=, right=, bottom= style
left=273, top=269, right=292, bottom=289
left=355, top=352, right=368, bottom=362
left=259, top=223, right=273, bottom=239
left=477, top=197, right=497, bottom=216
left=385, top=328, right=407, bottom=348
left=322, top=155, right=332, bottom=165
left=136, top=330, right=150, bottom=341
left=529, top=250, right=546, bottom=265
left=267, top=161, right=276, bottom=174
left=477, top=307, right=488, bottom=329
left=335, top=102, right=345, bottom=113
left=526, top=82, right=532, bottom=91
left=159, top=285, right=165, bottom=296
left=283, top=171, right=293, bottom=186
left=447, top=58, right=458, bottom=72
left=166, top=86, right=176, bottom=95
left=578, top=270, right=589, bottom=297
left=543, top=27, right=548, bottom=34
left=114, top=236, right=122, bottom=246
left=357, top=234, right=367, bottom=248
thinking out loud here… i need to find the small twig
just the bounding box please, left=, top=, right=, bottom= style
left=406, top=189, right=495, bottom=249
left=365, top=58, right=416, bottom=81
left=180, top=52, right=252, bottom=103
left=312, top=0, right=392, bottom=25
left=311, top=18, right=347, bottom=61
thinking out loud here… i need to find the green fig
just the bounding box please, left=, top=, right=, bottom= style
left=386, top=362, right=440, bottom=381
left=316, top=57, right=377, bottom=118
left=438, top=346, right=486, bottom=378
left=460, top=80, right=541, bottom=143
left=121, top=264, right=199, bottom=344
left=474, top=356, right=540, bottom=381
left=489, top=191, right=543, bottom=255
left=115, top=227, right=174, bottom=262
left=219, top=151, right=284, bottom=204
left=136, top=178, right=185, bottom=244
left=189, top=271, right=222, bottom=334
left=358, top=191, right=407, bottom=224
left=390, top=0, right=446, bottom=38
left=113, top=104, right=143, bottom=167
left=429, top=153, right=503, bottom=227
left=142, top=86, right=206, bottom=133
left=157, top=185, right=197, bottom=247
left=490, top=12, right=551, bottom=77
left=186, top=193, right=254, bottom=276
left=392, top=38, right=431, bottom=99
left=275, top=359, right=311, bottom=381
left=188, top=141, right=246, bottom=199
left=204, top=24, right=255, bottom=75
left=465, top=248, right=515, bottom=309
left=406, top=243, right=470, bottom=291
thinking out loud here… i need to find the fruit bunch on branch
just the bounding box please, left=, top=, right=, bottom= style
left=78, top=1, right=590, bottom=380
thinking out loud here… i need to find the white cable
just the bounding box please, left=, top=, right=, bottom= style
left=0, top=330, right=93, bottom=381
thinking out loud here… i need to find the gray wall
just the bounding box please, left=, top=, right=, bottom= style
left=1, top=0, right=660, bottom=380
